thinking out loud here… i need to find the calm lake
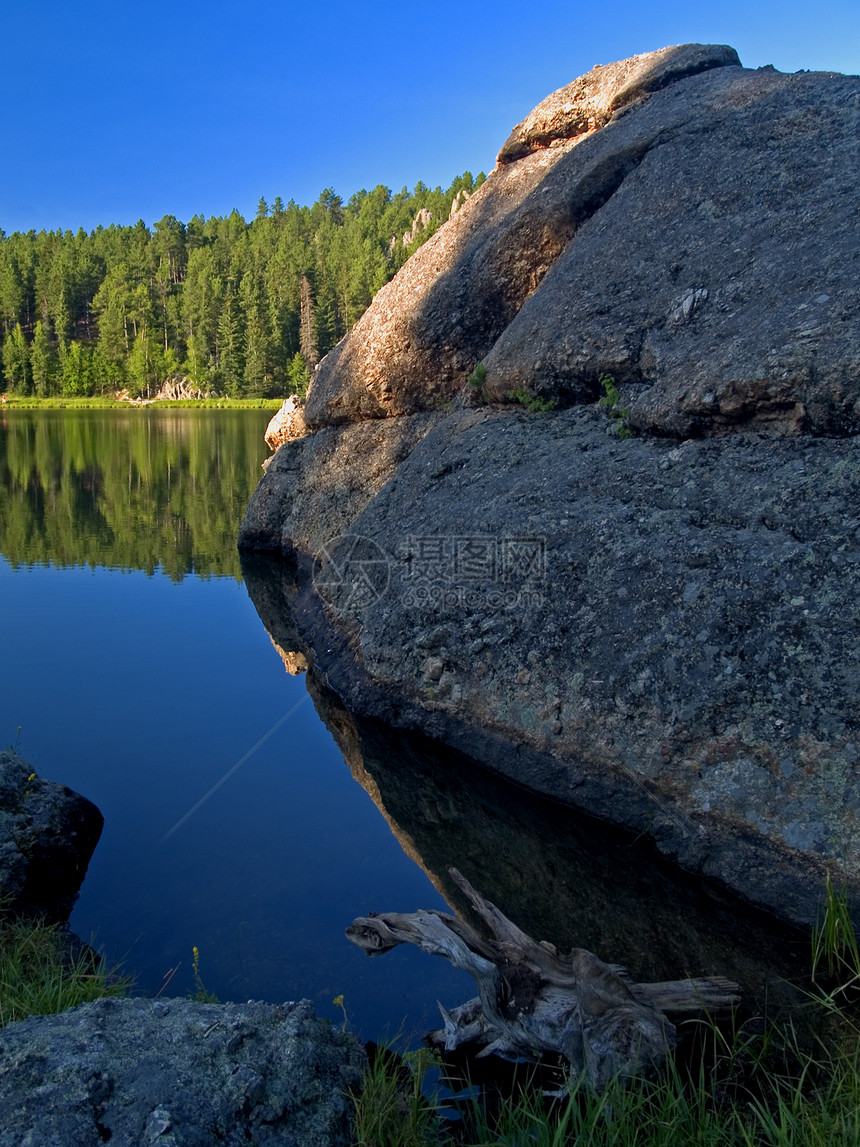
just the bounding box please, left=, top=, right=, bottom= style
left=1, top=408, right=812, bottom=1044
left=0, top=407, right=474, bottom=1042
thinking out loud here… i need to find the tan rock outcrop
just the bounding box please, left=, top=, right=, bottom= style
left=401, top=207, right=433, bottom=248
left=264, top=395, right=307, bottom=450
left=496, top=43, right=738, bottom=161
left=303, top=43, right=743, bottom=432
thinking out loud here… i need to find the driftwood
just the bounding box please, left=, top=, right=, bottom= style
left=347, top=868, right=741, bottom=1090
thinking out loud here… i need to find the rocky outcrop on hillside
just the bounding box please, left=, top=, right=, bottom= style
left=239, top=45, right=860, bottom=929
left=0, top=749, right=103, bottom=923
left=0, top=997, right=364, bottom=1146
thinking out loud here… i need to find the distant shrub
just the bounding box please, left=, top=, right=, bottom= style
left=599, top=373, right=635, bottom=438
left=506, top=388, right=556, bottom=414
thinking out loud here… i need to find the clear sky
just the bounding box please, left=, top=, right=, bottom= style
left=3, top=0, right=858, bottom=236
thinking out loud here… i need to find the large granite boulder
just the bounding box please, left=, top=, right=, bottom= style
left=484, top=64, right=860, bottom=438
left=303, top=44, right=859, bottom=438
left=239, top=45, right=860, bottom=929
left=0, top=750, right=103, bottom=924
left=0, top=997, right=365, bottom=1146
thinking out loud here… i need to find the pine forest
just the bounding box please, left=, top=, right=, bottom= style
left=0, top=174, right=483, bottom=399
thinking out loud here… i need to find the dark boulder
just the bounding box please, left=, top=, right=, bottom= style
left=0, top=750, right=103, bottom=924
left=0, top=996, right=365, bottom=1146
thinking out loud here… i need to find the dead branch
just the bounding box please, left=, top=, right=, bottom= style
left=346, top=867, right=741, bottom=1090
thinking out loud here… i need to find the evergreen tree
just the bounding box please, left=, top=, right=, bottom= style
left=2, top=323, right=30, bottom=392
left=240, top=271, right=269, bottom=394
left=93, top=263, right=135, bottom=358
left=60, top=340, right=91, bottom=396
left=30, top=320, right=55, bottom=395
left=182, top=333, right=207, bottom=388
left=0, top=241, right=26, bottom=334
left=287, top=351, right=310, bottom=396
left=216, top=285, right=243, bottom=396
left=299, top=274, right=318, bottom=370
left=0, top=169, right=484, bottom=399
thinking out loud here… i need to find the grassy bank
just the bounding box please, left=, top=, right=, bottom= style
left=354, top=1025, right=860, bottom=1145
left=3, top=888, right=860, bottom=1145
left=1, top=396, right=283, bottom=410
left=0, top=911, right=130, bottom=1027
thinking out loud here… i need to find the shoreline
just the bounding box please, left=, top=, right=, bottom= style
left=1, top=396, right=283, bottom=410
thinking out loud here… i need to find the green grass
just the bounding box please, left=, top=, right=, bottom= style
left=1, top=396, right=283, bottom=410
left=352, top=1043, right=448, bottom=1146
left=599, top=373, right=636, bottom=438
left=812, top=872, right=860, bottom=992
left=505, top=388, right=557, bottom=414
left=351, top=880, right=860, bottom=1146
left=352, top=1026, right=860, bottom=1146
left=0, top=912, right=130, bottom=1027
left=2, top=877, right=858, bottom=1146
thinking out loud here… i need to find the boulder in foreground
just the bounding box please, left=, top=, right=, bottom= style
left=0, top=997, right=365, bottom=1146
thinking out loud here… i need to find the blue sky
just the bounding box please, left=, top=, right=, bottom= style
left=3, top=0, right=858, bottom=235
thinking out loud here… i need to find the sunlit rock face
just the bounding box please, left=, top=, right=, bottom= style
left=264, top=395, right=307, bottom=450
left=299, top=43, right=859, bottom=439
left=239, top=45, right=860, bottom=931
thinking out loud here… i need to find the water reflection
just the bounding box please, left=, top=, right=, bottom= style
left=0, top=409, right=269, bottom=578
left=0, top=409, right=475, bottom=1042
left=243, top=552, right=813, bottom=1015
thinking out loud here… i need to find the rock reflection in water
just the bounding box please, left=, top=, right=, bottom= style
left=242, top=554, right=812, bottom=1016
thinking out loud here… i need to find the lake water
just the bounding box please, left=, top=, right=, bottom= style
left=0, top=408, right=813, bottom=1047
left=0, top=408, right=474, bottom=1042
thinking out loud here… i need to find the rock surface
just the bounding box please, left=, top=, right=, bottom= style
left=0, top=997, right=365, bottom=1147
left=496, top=43, right=740, bottom=162
left=264, top=395, right=307, bottom=450
left=239, top=46, right=860, bottom=929
left=485, top=64, right=860, bottom=438
left=302, top=44, right=860, bottom=438
left=0, top=750, right=103, bottom=923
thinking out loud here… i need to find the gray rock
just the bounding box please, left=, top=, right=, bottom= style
left=485, top=64, right=860, bottom=437
left=302, top=45, right=860, bottom=439
left=242, top=409, right=860, bottom=928
left=0, top=750, right=103, bottom=924
left=0, top=997, right=365, bottom=1146
left=239, top=46, right=860, bottom=930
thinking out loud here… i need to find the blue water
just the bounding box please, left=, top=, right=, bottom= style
left=0, top=414, right=473, bottom=1043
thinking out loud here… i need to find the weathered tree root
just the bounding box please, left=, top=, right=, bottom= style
left=347, top=867, right=741, bottom=1090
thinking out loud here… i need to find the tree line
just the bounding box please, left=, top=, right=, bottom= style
left=0, top=173, right=483, bottom=399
